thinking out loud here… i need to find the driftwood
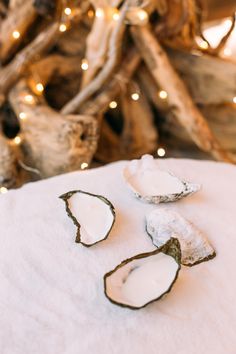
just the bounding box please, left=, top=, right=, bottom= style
left=9, top=80, right=99, bottom=177
left=61, top=0, right=130, bottom=114
left=131, top=25, right=235, bottom=163
left=0, top=2, right=85, bottom=104
left=81, top=49, right=141, bottom=115
left=0, top=133, right=27, bottom=188
left=120, top=80, right=158, bottom=157
left=81, top=4, right=119, bottom=88
left=0, top=0, right=236, bottom=189
left=204, top=0, right=236, bottom=21
left=0, top=0, right=37, bottom=62
left=0, top=22, right=59, bottom=104
left=168, top=48, right=236, bottom=105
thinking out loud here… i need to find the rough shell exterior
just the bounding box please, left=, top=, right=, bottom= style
left=123, top=154, right=200, bottom=204
left=146, top=209, right=216, bottom=266
left=134, top=180, right=200, bottom=204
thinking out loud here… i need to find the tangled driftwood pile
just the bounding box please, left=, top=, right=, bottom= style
left=0, top=0, right=236, bottom=189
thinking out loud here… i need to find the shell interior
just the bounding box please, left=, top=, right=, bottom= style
left=146, top=208, right=216, bottom=266
left=60, top=191, right=115, bottom=246
left=123, top=155, right=200, bottom=203
left=104, top=238, right=181, bottom=309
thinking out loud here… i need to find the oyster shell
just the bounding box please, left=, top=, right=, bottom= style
left=146, top=209, right=216, bottom=266
left=104, top=238, right=181, bottom=309
left=60, top=190, right=115, bottom=247
left=123, top=154, right=200, bottom=204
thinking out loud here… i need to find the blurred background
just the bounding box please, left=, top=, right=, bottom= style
left=0, top=0, right=236, bottom=192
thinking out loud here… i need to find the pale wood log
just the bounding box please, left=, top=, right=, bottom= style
left=204, top=0, right=236, bottom=21
left=0, top=22, right=59, bottom=105
left=0, top=134, right=27, bottom=188
left=61, top=0, right=130, bottom=114
left=95, top=120, right=121, bottom=162
left=0, top=4, right=85, bottom=104
left=0, top=0, right=37, bottom=62
left=81, top=6, right=119, bottom=87
left=120, top=80, right=158, bottom=156
left=167, top=48, right=236, bottom=105
left=9, top=80, right=99, bottom=178
left=96, top=79, right=158, bottom=162
left=138, top=64, right=236, bottom=152
left=28, top=54, right=83, bottom=109
left=80, top=49, right=141, bottom=115
left=9, top=0, right=25, bottom=9
left=131, top=25, right=235, bottom=163
left=56, top=23, right=88, bottom=56
left=136, top=64, right=168, bottom=112
left=201, top=104, right=236, bottom=151
left=28, top=54, right=82, bottom=88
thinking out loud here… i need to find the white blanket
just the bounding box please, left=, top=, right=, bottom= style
left=1, top=158, right=236, bottom=354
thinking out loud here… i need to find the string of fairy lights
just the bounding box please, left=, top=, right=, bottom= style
left=1, top=6, right=236, bottom=194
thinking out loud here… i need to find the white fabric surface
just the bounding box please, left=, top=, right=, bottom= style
left=1, top=158, right=236, bottom=354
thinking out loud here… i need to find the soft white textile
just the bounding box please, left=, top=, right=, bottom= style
left=0, top=158, right=236, bottom=354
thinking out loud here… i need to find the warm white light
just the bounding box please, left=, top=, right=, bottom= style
left=137, top=9, right=148, bottom=22
left=112, top=10, right=120, bottom=21
left=12, top=30, right=20, bottom=39
left=24, top=94, right=34, bottom=104
left=81, top=59, right=89, bottom=71
left=157, top=147, right=166, bottom=157
left=233, top=97, right=236, bottom=104
left=87, top=10, right=94, bottom=18
left=14, top=136, right=21, bottom=145
left=159, top=90, right=168, bottom=99
left=36, top=83, right=44, bottom=93
left=199, top=40, right=209, bottom=50
left=64, top=7, right=72, bottom=15
left=0, top=186, right=8, bottom=194
left=109, top=101, right=117, bottom=109
left=131, top=92, right=140, bottom=101
left=59, top=24, right=67, bottom=32
left=81, top=162, right=88, bottom=169
left=224, top=19, right=232, bottom=27
left=95, top=8, right=104, bottom=18
left=19, top=112, right=26, bottom=120
left=223, top=47, right=232, bottom=56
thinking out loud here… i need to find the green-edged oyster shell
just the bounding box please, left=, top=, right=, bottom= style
left=146, top=208, right=216, bottom=266
left=104, top=238, right=181, bottom=309
left=123, top=155, right=200, bottom=204
left=60, top=190, right=115, bottom=247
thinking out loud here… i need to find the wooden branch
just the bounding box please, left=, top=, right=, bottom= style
left=80, top=48, right=141, bottom=115
left=131, top=25, right=235, bottom=163
left=167, top=48, right=236, bottom=105
left=28, top=54, right=82, bottom=87
left=200, top=103, right=236, bottom=151
left=204, top=0, right=236, bottom=21
left=95, top=119, right=121, bottom=162
left=61, top=0, right=130, bottom=114
left=9, top=79, right=99, bottom=177
left=120, top=80, right=158, bottom=156
left=0, top=22, right=59, bottom=105
left=95, top=79, right=158, bottom=162
left=0, top=0, right=37, bottom=62
left=155, top=0, right=189, bottom=39
left=81, top=8, right=118, bottom=88
left=56, top=22, right=88, bottom=56
left=137, top=64, right=168, bottom=112
left=138, top=65, right=236, bottom=153
left=0, top=133, right=26, bottom=188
